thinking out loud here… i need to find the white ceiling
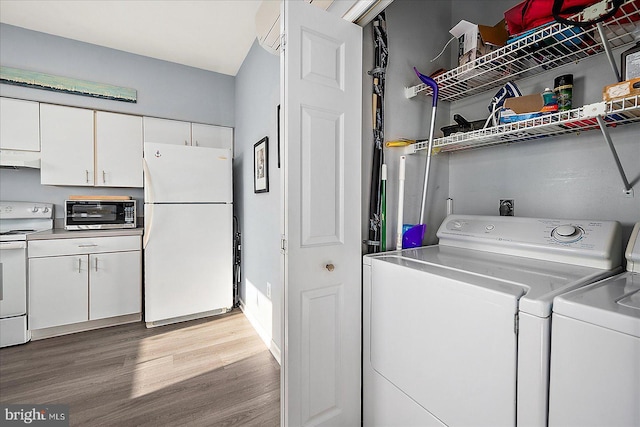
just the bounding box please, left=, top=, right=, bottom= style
left=0, top=0, right=264, bottom=76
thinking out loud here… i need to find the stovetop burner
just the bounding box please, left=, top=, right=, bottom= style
left=0, top=229, right=37, bottom=235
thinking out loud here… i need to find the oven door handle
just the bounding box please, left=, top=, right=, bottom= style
left=0, top=241, right=27, bottom=250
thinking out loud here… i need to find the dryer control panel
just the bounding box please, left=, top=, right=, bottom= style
left=438, top=215, right=622, bottom=270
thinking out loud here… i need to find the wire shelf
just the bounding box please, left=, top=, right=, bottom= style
left=407, top=95, right=640, bottom=154
left=405, top=0, right=640, bottom=102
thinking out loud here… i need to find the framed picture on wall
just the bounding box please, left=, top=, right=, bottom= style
left=254, top=136, right=269, bottom=193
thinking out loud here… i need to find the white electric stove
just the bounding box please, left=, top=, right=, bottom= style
left=363, top=215, right=623, bottom=427
left=0, top=201, right=54, bottom=347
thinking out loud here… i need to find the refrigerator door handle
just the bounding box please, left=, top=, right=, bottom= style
left=143, top=158, right=154, bottom=249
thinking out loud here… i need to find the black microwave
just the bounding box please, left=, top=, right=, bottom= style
left=65, top=200, right=136, bottom=230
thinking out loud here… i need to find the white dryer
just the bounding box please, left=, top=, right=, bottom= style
left=549, top=222, right=640, bottom=427
left=363, top=215, right=623, bottom=427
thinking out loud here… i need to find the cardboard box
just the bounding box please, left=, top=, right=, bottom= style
left=500, top=94, right=545, bottom=124
left=503, top=94, right=544, bottom=114
left=603, top=78, right=640, bottom=102
left=450, top=19, right=508, bottom=67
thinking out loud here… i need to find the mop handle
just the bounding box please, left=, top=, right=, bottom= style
left=414, top=67, right=438, bottom=107
left=395, top=156, right=406, bottom=250
left=381, top=164, right=387, bottom=252
left=413, top=67, right=439, bottom=224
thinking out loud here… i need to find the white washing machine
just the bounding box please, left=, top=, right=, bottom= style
left=548, top=222, right=640, bottom=427
left=363, top=215, right=623, bottom=427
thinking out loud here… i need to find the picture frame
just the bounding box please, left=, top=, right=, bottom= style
left=254, top=136, right=269, bottom=193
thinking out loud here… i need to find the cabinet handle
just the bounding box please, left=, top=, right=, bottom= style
left=184, top=140, right=188, bottom=146
left=95, top=257, right=99, bottom=272
left=78, top=257, right=82, bottom=273
left=102, top=170, right=106, bottom=184
left=85, top=170, right=90, bottom=183
left=195, top=140, right=199, bottom=146
left=78, top=244, right=98, bottom=248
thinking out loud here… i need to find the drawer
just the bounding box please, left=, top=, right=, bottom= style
left=28, top=235, right=140, bottom=258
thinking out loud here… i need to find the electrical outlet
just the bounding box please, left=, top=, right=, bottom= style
left=500, top=199, right=514, bottom=216
left=267, top=282, right=272, bottom=299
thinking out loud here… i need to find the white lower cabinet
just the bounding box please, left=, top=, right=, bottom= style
left=89, top=251, right=141, bottom=320
left=29, top=255, right=89, bottom=330
left=28, top=235, right=141, bottom=331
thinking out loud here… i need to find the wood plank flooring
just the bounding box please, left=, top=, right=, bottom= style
left=0, top=310, right=280, bottom=426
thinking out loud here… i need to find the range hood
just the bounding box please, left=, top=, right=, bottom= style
left=0, top=149, right=41, bottom=168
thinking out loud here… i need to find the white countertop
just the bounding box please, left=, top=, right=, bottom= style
left=28, top=227, right=143, bottom=240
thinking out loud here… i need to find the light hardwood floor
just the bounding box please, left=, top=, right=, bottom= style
left=0, top=310, right=280, bottom=426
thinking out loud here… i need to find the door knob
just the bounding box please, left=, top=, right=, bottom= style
left=325, top=263, right=335, bottom=272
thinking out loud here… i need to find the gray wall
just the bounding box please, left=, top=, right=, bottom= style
left=0, top=23, right=235, bottom=217
left=365, top=0, right=640, bottom=254
left=234, top=40, right=281, bottom=354
left=362, top=0, right=453, bottom=248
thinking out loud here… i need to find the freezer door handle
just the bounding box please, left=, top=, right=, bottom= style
left=142, top=158, right=154, bottom=249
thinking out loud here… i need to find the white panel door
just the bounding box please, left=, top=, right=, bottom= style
left=143, top=142, right=232, bottom=203
left=0, top=97, right=40, bottom=151
left=282, top=2, right=362, bottom=426
left=143, top=117, right=191, bottom=146
left=89, top=251, right=141, bottom=320
left=191, top=123, right=233, bottom=150
left=95, top=111, right=143, bottom=188
left=144, top=203, right=233, bottom=323
left=40, top=104, right=94, bottom=186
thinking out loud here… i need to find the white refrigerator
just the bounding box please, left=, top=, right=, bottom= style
left=143, top=142, right=233, bottom=326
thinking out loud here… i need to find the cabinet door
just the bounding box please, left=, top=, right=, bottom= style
left=96, top=111, right=143, bottom=188
left=0, top=97, right=40, bottom=151
left=40, top=104, right=94, bottom=186
left=143, top=117, right=191, bottom=146
left=29, top=255, right=89, bottom=329
left=89, top=251, right=141, bottom=320
left=191, top=123, right=233, bottom=150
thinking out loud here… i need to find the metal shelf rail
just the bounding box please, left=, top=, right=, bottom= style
left=404, top=0, right=640, bottom=102
left=407, top=94, right=639, bottom=153
left=407, top=94, right=640, bottom=193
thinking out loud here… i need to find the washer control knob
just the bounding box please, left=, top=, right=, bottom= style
left=42, top=207, right=50, bottom=213
left=552, top=225, right=583, bottom=242
left=31, top=206, right=40, bottom=213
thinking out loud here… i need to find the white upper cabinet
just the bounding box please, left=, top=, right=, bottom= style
left=40, top=104, right=143, bottom=188
left=191, top=123, right=233, bottom=150
left=143, top=117, right=191, bottom=146
left=40, top=104, right=95, bottom=186
left=0, top=97, right=40, bottom=151
left=144, top=116, right=233, bottom=150
left=96, top=111, right=143, bottom=187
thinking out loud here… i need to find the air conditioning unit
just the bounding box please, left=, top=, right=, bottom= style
left=255, top=0, right=281, bottom=55
left=255, top=0, right=338, bottom=55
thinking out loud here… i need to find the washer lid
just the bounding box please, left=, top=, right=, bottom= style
left=553, top=272, right=640, bottom=338
left=366, top=244, right=617, bottom=317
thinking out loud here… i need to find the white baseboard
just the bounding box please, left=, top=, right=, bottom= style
left=270, top=339, right=281, bottom=365
left=239, top=298, right=281, bottom=365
